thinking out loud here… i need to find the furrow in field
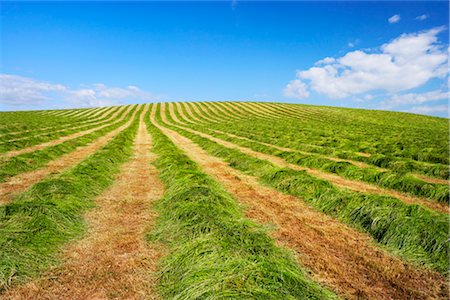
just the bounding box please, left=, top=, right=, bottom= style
left=0, top=106, right=119, bottom=144
left=214, top=101, right=246, bottom=120
left=189, top=102, right=218, bottom=123
left=1, top=106, right=121, bottom=144
left=234, top=102, right=277, bottom=119
left=174, top=102, right=196, bottom=124
left=3, top=105, right=164, bottom=299
left=167, top=102, right=188, bottom=126
left=180, top=102, right=206, bottom=124
left=167, top=104, right=448, bottom=214
left=195, top=103, right=447, bottom=183
left=155, top=104, right=448, bottom=300
left=2, top=105, right=133, bottom=159
left=242, top=102, right=291, bottom=119
left=187, top=104, right=448, bottom=186
left=197, top=102, right=228, bottom=121
left=220, top=102, right=263, bottom=119
left=65, top=108, right=95, bottom=118
left=0, top=106, right=141, bottom=204
left=206, top=102, right=242, bottom=121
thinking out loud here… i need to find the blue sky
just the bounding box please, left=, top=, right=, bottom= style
left=0, top=1, right=448, bottom=117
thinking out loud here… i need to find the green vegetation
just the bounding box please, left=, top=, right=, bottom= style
left=0, top=106, right=123, bottom=153
left=146, top=105, right=336, bottom=299
left=162, top=104, right=449, bottom=274
left=0, top=106, right=142, bottom=290
left=0, top=105, right=136, bottom=182
left=0, top=106, right=117, bottom=142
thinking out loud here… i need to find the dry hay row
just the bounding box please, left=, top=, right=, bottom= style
left=188, top=102, right=219, bottom=123
left=3, top=104, right=165, bottom=299
left=170, top=103, right=448, bottom=214
left=213, top=101, right=248, bottom=120
left=0, top=106, right=121, bottom=144
left=0, top=106, right=114, bottom=139
left=181, top=102, right=206, bottom=124
left=156, top=103, right=448, bottom=300
left=201, top=103, right=448, bottom=186
left=0, top=105, right=142, bottom=205
left=2, top=105, right=135, bottom=159
left=196, top=102, right=234, bottom=122
left=206, top=101, right=243, bottom=121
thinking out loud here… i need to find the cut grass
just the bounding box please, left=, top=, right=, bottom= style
left=0, top=105, right=136, bottom=182
left=160, top=105, right=449, bottom=274
left=0, top=106, right=142, bottom=290
left=145, top=105, right=337, bottom=299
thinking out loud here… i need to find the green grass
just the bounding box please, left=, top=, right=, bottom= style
left=0, top=106, right=125, bottom=153
left=161, top=104, right=449, bottom=274
left=173, top=105, right=449, bottom=203
left=0, top=106, right=142, bottom=290
left=0, top=105, right=136, bottom=182
left=145, top=105, right=337, bottom=299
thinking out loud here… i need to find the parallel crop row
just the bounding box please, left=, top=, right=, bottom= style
left=0, top=106, right=142, bottom=290
left=163, top=104, right=449, bottom=274
left=145, top=105, right=336, bottom=299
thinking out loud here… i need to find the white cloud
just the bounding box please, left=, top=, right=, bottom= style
left=283, top=79, right=310, bottom=99
left=0, top=74, right=163, bottom=108
left=284, top=27, right=448, bottom=99
left=315, top=57, right=335, bottom=65
left=0, top=74, right=66, bottom=105
left=408, top=104, right=448, bottom=115
left=416, top=14, right=428, bottom=21
left=388, top=14, right=401, bottom=24
left=381, top=90, right=449, bottom=109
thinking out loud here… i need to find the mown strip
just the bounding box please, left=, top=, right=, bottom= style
left=0, top=106, right=123, bottom=153
left=0, top=106, right=136, bottom=183
left=0, top=106, right=142, bottom=290
left=182, top=105, right=449, bottom=203
left=145, top=105, right=337, bottom=299
left=0, top=106, right=119, bottom=142
left=162, top=104, right=449, bottom=274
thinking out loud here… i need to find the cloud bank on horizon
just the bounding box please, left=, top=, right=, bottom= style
left=0, top=74, right=164, bottom=109
left=283, top=27, right=449, bottom=117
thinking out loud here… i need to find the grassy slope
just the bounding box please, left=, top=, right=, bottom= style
left=166, top=103, right=449, bottom=274
left=146, top=105, right=337, bottom=299
left=0, top=106, right=142, bottom=290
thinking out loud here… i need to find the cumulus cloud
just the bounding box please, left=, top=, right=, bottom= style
left=388, top=14, right=401, bottom=24
left=416, top=14, right=428, bottom=21
left=283, top=79, right=309, bottom=99
left=0, top=74, right=66, bottom=105
left=283, top=27, right=448, bottom=99
left=0, top=74, right=162, bottom=108
left=381, top=90, right=449, bottom=109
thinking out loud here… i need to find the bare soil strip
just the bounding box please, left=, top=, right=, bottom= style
left=0, top=106, right=141, bottom=205
left=188, top=102, right=218, bottom=123
left=164, top=105, right=448, bottom=214
left=0, top=107, right=111, bottom=139
left=152, top=106, right=448, bottom=300
left=174, top=102, right=196, bottom=124
left=2, top=105, right=133, bottom=159
left=230, top=102, right=270, bottom=119
left=180, top=102, right=206, bottom=124
left=235, top=104, right=448, bottom=185
left=207, top=102, right=241, bottom=121
left=167, top=103, right=188, bottom=126
left=1, top=106, right=122, bottom=144
left=214, top=102, right=245, bottom=120
left=3, top=105, right=165, bottom=300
